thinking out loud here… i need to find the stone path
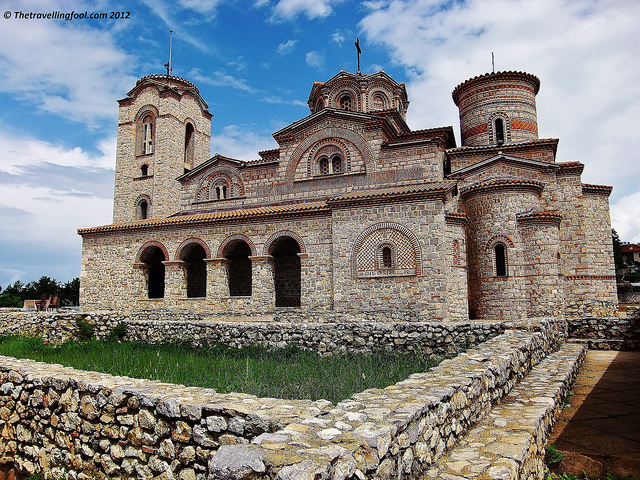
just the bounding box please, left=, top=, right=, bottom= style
left=548, top=350, right=640, bottom=477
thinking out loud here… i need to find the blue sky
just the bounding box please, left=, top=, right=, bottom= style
left=0, top=0, right=639, bottom=288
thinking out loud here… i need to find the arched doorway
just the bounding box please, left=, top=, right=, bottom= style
left=270, top=237, right=301, bottom=307
left=140, top=246, right=165, bottom=299
left=223, top=241, right=252, bottom=296
left=181, top=244, right=207, bottom=298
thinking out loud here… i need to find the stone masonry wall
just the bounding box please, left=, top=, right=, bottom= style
left=0, top=317, right=566, bottom=479
left=0, top=311, right=504, bottom=356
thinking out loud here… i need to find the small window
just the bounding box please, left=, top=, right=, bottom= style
left=382, top=246, right=392, bottom=268
left=339, top=95, right=352, bottom=111
left=319, top=157, right=330, bottom=175
left=142, top=115, right=154, bottom=154
left=215, top=183, right=228, bottom=200
left=140, top=164, right=148, bottom=177
left=495, top=118, right=504, bottom=145
left=140, top=200, right=148, bottom=220
left=373, top=94, right=384, bottom=110
left=331, top=155, right=342, bottom=174
left=184, top=122, right=195, bottom=172
left=495, top=243, right=507, bottom=277
left=316, top=99, right=324, bottom=112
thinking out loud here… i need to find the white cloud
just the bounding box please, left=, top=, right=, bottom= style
left=611, top=192, right=640, bottom=244
left=359, top=0, right=640, bottom=241
left=305, top=51, right=324, bottom=69
left=277, top=40, right=297, bottom=55
left=0, top=15, right=134, bottom=124
left=211, top=125, right=278, bottom=161
left=268, top=0, right=344, bottom=20
left=188, top=68, right=258, bottom=94
left=332, top=32, right=345, bottom=46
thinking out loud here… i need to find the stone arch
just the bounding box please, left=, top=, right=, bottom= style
left=136, top=241, right=169, bottom=263
left=218, top=234, right=256, bottom=258
left=267, top=234, right=303, bottom=307
left=285, top=128, right=374, bottom=181
left=367, top=89, right=390, bottom=111
left=195, top=169, right=245, bottom=202
left=136, top=241, right=168, bottom=299
left=134, top=194, right=151, bottom=220
left=307, top=138, right=351, bottom=177
left=263, top=230, right=306, bottom=255
left=176, top=237, right=211, bottom=260
left=134, top=104, right=159, bottom=123
left=332, top=85, right=360, bottom=111
left=485, top=235, right=515, bottom=250
left=352, top=222, right=422, bottom=279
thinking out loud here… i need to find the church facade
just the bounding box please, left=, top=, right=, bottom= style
left=78, top=69, right=617, bottom=321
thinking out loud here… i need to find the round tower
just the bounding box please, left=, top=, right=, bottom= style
left=452, top=71, right=540, bottom=147
left=113, top=74, right=212, bottom=223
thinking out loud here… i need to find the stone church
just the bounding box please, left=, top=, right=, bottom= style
left=78, top=68, right=618, bottom=321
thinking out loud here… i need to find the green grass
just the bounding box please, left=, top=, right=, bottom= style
left=0, top=336, right=441, bottom=404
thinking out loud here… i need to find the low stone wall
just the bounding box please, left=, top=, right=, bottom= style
left=567, top=317, right=640, bottom=351
left=0, top=318, right=566, bottom=479
left=0, top=311, right=505, bottom=356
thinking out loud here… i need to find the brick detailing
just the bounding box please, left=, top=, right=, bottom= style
left=352, top=222, right=422, bottom=278
left=135, top=240, right=169, bottom=262
left=511, top=119, right=538, bottom=133
left=485, top=235, right=515, bottom=250
left=285, top=127, right=374, bottom=181
left=462, top=123, right=488, bottom=140
left=582, top=183, right=613, bottom=196
left=176, top=237, right=211, bottom=260
left=218, top=234, right=256, bottom=257
left=306, top=138, right=352, bottom=177
left=263, top=230, right=307, bottom=255
left=564, top=275, right=616, bottom=280
left=195, top=170, right=245, bottom=202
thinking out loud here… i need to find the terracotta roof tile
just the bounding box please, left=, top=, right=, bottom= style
left=460, top=178, right=545, bottom=196
left=447, top=138, right=558, bottom=153
left=78, top=201, right=329, bottom=235
left=328, top=181, right=455, bottom=203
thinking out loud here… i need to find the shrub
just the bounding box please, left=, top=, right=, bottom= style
left=75, top=319, right=95, bottom=341
left=108, top=323, right=127, bottom=341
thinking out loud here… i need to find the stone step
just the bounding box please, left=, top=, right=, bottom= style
left=568, top=337, right=640, bottom=351
left=422, top=342, right=586, bottom=480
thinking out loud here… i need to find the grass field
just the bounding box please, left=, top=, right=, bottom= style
left=0, top=336, right=442, bottom=403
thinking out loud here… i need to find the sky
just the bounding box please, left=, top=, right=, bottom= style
left=0, top=0, right=639, bottom=288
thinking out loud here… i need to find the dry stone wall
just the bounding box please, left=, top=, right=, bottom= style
left=0, top=317, right=566, bottom=479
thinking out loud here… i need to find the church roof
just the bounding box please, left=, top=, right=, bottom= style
left=120, top=74, right=210, bottom=113
left=78, top=201, right=330, bottom=236
left=452, top=71, right=541, bottom=104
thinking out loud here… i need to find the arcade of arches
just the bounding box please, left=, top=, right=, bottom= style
left=136, top=236, right=303, bottom=307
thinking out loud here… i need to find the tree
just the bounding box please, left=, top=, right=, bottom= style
left=612, top=229, right=626, bottom=273
left=0, top=276, right=80, bottom=308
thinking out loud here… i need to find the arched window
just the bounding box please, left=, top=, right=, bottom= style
left=382, top=246, right=392, bottom=268
left=331, top=155, right=342, bottom=174
left=224, top=241, right=252, bottom=297
left=318, top=154, right=343, bottom=176
left=316, top=99, right=324, bottom=112
left=339, top=94, right=352, bottom=111
left=372, top=94, right=385, bottom=110
left=140, top=164, right=149, bottom=177
left=184, top=122, right=195, bottom=173
left=270, top=236, right=301, bottom=307
left=495, top=243, right=507, bottom=277
left=141, top=114, right=154, bottom=154
left=136, top=196, right=151, bottom=220
left=495, top=118, right=505, bottom=145
left=182, top=244, right=207, bottom=298
left=140, top=201, right=148, bottom=220
left=319, top=157, right=329, bottom=175
left=140, top=246, right=165, bottom=299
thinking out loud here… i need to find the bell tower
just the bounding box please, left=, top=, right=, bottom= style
left=112, top=74, right=212, bottom=223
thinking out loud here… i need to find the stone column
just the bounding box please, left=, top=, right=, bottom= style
left=298, top=253, right=311, bottom=309
left=163, top=261, right=187, bottom=301
left=132, top=263, right=148, bottom=299
left=206, top=258, right=230, bottom=303
left=250, top=255, right=275, bottom=310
